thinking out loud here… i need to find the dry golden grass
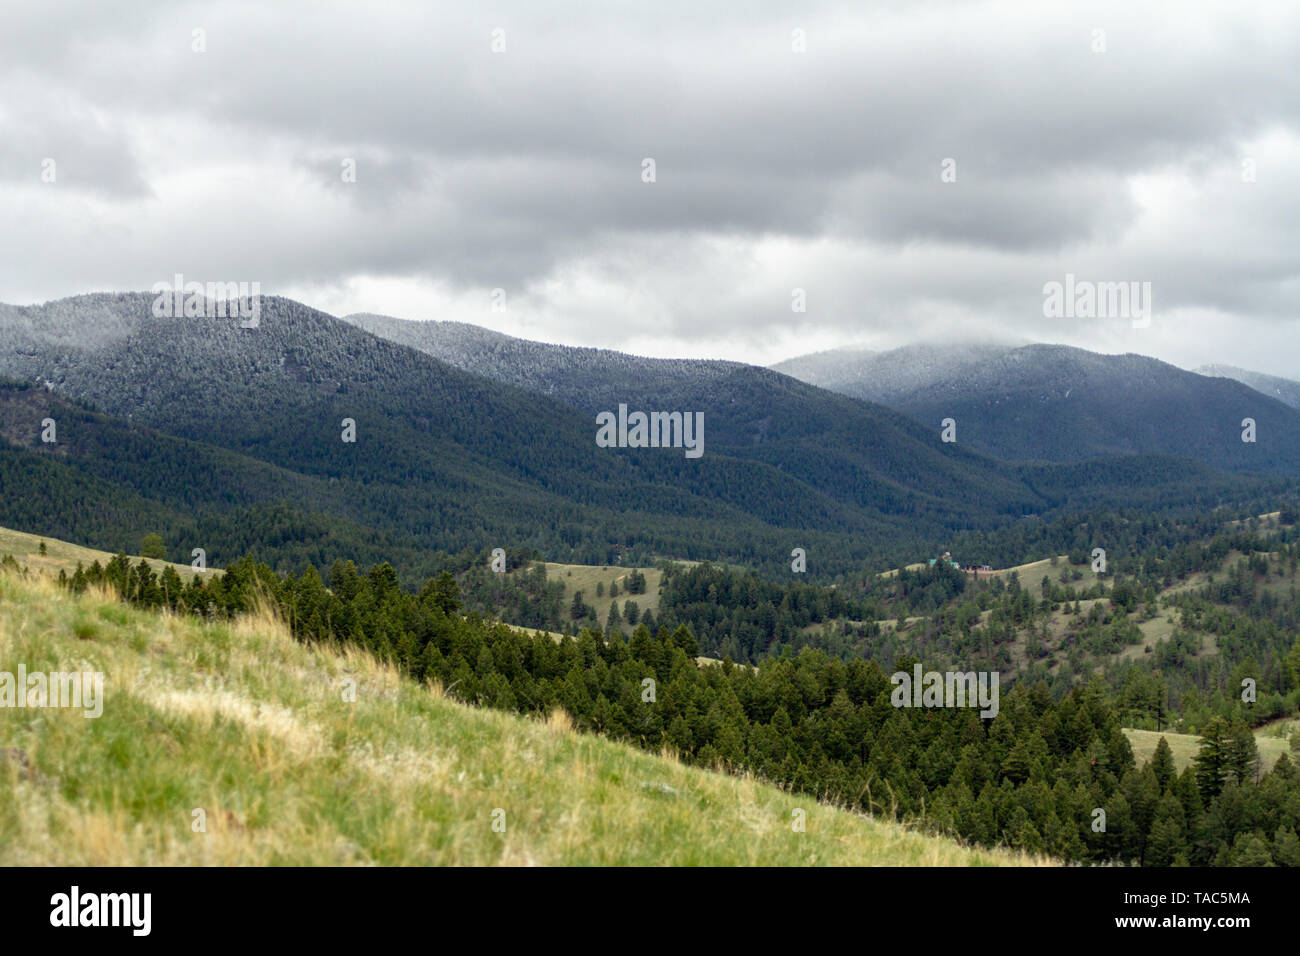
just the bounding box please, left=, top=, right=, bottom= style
left=0, top=524, right=210, bottom=580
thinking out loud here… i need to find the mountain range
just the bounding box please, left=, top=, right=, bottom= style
left=0, top=295, right=1292, bottom=581
left=773, top=343, right=1300, bottom=472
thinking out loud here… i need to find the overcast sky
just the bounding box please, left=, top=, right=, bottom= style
left=1, top=1, right=1298, bottom=374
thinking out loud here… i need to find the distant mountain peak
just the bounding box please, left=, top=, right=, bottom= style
left=1195, top=363, right=1300, bottom=411
left=770, top=339, right=1300, bottom=472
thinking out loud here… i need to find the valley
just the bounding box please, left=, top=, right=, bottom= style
left=5, top=0, right=1297, bottom=900
left=3, top=298, right=1300, bottom=868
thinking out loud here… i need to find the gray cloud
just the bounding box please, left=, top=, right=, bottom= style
left=0, top=90, right=151, bottom=198
left=1, top=0, right=1298, bottom=376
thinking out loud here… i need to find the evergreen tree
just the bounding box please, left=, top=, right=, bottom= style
left=419, top=571, right=462, bottom=616
left=139, top=533, right=166, bottom=560
left=570, top=590, right=588, bottom=620
left=1150, top=736, right=1177, bottom=792
left=1229, top=833, right=1275, bottom=867
left=1145, top=794, right=1185, bottom=867
left=1193, top=717, right=1231, bottom=802
left=1225, top=720, right=1259, bottom=785
left=1274, top=827, right=1300, bottom=867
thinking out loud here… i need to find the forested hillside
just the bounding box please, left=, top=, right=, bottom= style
left=1198, top=364, right=1300, bottom=411
left=41, top=535, right=1300, bottom=866
left=776, top=343, right=1300, bottom=473
left=1, top=567, right=1032, bottom=866
left=4, top=295, right=1290, bottom=580
left=772, top=342, right=1018, bottom=404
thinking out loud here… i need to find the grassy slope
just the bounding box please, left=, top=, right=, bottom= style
left=0, top=570, right=1043, bottom=866
left=874, top=528, right=1300, bottom=689
left=878, top=555, right=1067, bottom=586
left=1123, top=728, right=1294, bottom=775
left=543, top=561, right=665, bottom=622
left=0, top=523, right=208, bottom=580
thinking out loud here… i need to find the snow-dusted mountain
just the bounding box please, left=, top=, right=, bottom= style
left=0, top=293, right=1092, bottom=575
left=1197, top=364, right=1300, bottom=412
left=342, top=312, right=743, bottom=411
left=773, top=342, right=1300, bottom=471
left=771, top=342, right=1020, bottom=405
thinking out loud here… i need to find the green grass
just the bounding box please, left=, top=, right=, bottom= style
left=0, top=568, right=1044, bottom=866
left=542, top=561, right=664, bottom=623
left=1256, top=715, right=1300, bottom=741
left=1124, top=728, right=1295, bottom=775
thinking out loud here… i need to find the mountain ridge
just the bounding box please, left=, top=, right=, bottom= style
left=1197, top=363, right=1300, bottom=411
left=773, top=341, right=1300, bottom=472
left=0, top=294, right=1289, bottom=579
